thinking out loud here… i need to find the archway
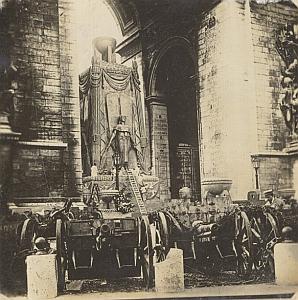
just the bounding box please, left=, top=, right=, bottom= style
left=75, top=0, right=123, bottom=73
left=150, top=41, right=200, bottom=200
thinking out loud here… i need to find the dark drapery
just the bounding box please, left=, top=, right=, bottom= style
left=79, top=63, right=145, bottom=174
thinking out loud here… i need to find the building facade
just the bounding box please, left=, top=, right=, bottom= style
left=0, top=0, right=297, bottom=205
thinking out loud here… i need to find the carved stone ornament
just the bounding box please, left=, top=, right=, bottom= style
left=276, top=23, right=298, bottom=136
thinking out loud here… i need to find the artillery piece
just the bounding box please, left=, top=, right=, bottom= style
left=15, top=170, right=171, bottom=292
left=165, top=184, right=298, bottom=279
left=12, top=173, right=298, bottom=291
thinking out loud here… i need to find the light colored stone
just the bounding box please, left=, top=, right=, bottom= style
left=155, top=248, right=184, bottom=292
left=274, top=243, right=298, bottom=286
left=27, top=254, right=57, bottom=299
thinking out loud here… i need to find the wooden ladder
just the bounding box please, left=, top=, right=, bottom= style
left=127, top=169, right=147, bottom=216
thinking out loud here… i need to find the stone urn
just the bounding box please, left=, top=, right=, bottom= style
left=201, top=178, right=232, bottom=196
left=92, top=36, right=116, bottom=63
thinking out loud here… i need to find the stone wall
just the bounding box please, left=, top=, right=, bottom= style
left=250, top=2, right=297, bottom=194
left=197, top=0, right=297, bottom=199
left=10, top=0, right=61, bottom=140
left=257, top=155, right=293, bottom=193
left=12, top=146, right=64, bottom=199
left=198, top=0, right=258, bottom=199
left=58, top=0, right=82, bottom=197
left=1, top=0, right=82, bottom=201
left=250, top=1, right=297, bottom=151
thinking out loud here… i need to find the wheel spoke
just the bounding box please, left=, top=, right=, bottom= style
left=139, top=216, right=153, bottom=289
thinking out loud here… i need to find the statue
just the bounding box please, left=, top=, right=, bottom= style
left=276, top=23, right=298, bottom=136
left=101, top=115, right=141, bottom=170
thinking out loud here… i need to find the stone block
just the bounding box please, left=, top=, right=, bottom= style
left=274, top=243, right=298, bottom=286
left=27, top=254, right=57, bottom=299
left=155, top=248, right=184, bottom=293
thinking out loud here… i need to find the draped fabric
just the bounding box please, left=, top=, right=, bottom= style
left=79, top=65, right=141, bottom=93
left=79, top=63, right=145, bottom=174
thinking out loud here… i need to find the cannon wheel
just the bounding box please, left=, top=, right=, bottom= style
left=235, top=211, right=253, bottom=277
left=139, top=215, right=154, bottom=289
left=158, top=212, right=170, bottom=253
left=56, top=219, right=67, bottom=292
left=20, top=219, right=38, bottom=251
left=154, top=212, right=170, bottom=263
left=250, top=211, right=279, bottom=277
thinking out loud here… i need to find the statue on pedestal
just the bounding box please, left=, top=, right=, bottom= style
left=276, top=23, right=298, bottom=136
left=101, top=115, right=141, bottom=170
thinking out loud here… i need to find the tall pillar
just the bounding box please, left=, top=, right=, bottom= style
left=147, top=97, right=171, bottom=201
left=59, top=0, right=83, bottom=197
left=198, top=0, right=258, bottom=199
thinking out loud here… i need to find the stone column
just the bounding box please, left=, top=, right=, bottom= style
left=198, top=0, right=258, bottom=199
left=59, top=0, right=83, bottom=197
left=147, top=97, right=171, bottom=201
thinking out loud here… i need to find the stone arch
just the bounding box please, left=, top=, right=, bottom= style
left=103, top=0, right=140, bottom=37
left=146, top=36, right=201, bottom=200
left=148, top=36, right=197, bottom=96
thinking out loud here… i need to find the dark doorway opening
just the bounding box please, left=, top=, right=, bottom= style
left=155, top=46, right=200, bottom=200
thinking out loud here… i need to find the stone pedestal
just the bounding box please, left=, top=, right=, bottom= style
left=274, top=243, right=298, bottom=286
left=155, top=248, right=184, bottom=292
left=27, top=254, right=57, bottom=299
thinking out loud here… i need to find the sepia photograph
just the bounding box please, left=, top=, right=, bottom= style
left=0, top=0, right=298, bottom=299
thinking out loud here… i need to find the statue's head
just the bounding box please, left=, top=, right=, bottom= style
left=118, top=115, right=127, bottom=124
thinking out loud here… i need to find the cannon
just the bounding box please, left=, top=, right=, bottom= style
left=165, top=195, right=298, bottom=279
left=13, top=180, right=298, bottom=291
left=14, top=172, right=171, bottom=292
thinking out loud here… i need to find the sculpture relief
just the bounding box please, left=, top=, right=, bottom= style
left=276, top=23, right=298, bottom=136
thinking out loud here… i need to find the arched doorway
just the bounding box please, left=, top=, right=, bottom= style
left=149, top=41, right=200, bottom=200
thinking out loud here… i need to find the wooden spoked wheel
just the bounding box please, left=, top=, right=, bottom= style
left=250, top=211, right=279, bottom=277
left=157, top=212, right=170, bottom=253
left=20, top=219, right=38, bottom=251
left=56, top=219, right=67, bottom=292
left=139, top=215, right=154, bottom=289
left=153, top=212, right=170, bottom=263
left=235, top=211, right=253, bottom=277
left=11, top=219, right=37, bottom=281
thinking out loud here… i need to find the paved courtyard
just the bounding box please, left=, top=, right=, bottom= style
left=2, top=283, right=297, bottom=300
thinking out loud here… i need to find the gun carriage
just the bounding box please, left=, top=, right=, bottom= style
left=11, top=172, right=298, bottom=292
left=165, top=184, right=298, bottom=279
left=15, top=172, right=171, bottom=292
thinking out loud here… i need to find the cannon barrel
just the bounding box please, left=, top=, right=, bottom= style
left=100, top=223, right=111, bottom=236
left=194, top=223, right=218, bottom=236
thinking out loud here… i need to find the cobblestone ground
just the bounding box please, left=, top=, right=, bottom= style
left=1, top=265, right=273, bottom=296
left=78, top=271, right=273, bottom=294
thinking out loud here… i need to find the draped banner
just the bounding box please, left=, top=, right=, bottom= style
left=79, top=62, right=145, bottom=174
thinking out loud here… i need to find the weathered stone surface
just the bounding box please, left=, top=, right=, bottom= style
left=27, top=254, right=57, bottom=299
left=274, top=243, right=298, bottom=286
left=198, top=1, right=298, bottom=199
left=149, top=102, right=171, bottom=201
left=155, top=248, right=184, bottom=293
